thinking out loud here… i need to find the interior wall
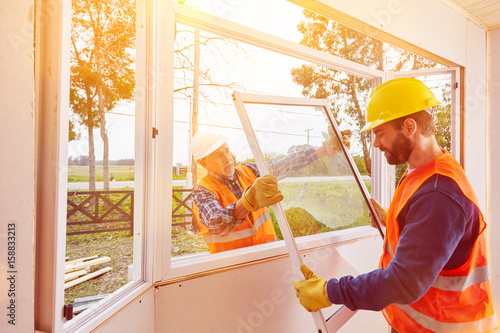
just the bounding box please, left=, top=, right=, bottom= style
left=317, top=0, right=468, bottom=66
left=464, top=21, right=487, bottom=211
left=0, top=1, right=35, bottom=332
left=155, top=237, right=387, bottom=333
left=93, top=289, right=155, bottom=333
left=489, top=27, right=500, bottom=322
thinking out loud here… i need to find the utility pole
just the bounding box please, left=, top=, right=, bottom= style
left=305, top=128, right=313, bottom=145
left=191, top=29, right=200, bottom=186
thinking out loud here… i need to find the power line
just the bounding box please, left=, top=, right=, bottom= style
left=105, top=111, right=135, bottom=117
left=173, top=120, right=323, bottom=139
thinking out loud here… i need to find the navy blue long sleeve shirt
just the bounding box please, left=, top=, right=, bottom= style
left=326, top=174, right=480, bottom=311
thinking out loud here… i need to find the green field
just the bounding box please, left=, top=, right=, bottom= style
left=170, top=179, right=374, bottom=257
left=278, top=179, right=372, bottom=230
left=68, top=166, right=135, bottom=182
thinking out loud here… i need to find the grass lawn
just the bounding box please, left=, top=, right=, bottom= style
left=68, top=165, right=135, bottom=182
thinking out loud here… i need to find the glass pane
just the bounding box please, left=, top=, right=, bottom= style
left=170, top=22, right=377, bottom=256
left=65, top=0, right=137, bottom=321
left=177, top=0, right=304, bottom=44
left=242, top=102, right=372, bottom=238
left=171, top=24, right=323, bottom=257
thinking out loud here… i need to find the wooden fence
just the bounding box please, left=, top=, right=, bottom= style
left=67, top=188, right=196, bottom=236
left=66, top=190, right=134, bottom=236
left=172, top=188, right=197, bottom=230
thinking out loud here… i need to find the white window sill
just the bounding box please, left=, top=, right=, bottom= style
left=162, top=226, right=380, bottom=281
left=63, top=280, right=153, bottom=333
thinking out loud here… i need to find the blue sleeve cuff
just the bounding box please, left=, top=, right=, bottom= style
left=326, top=278, right=340, bottom=305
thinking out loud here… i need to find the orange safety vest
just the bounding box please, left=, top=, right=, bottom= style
left=192, top=165, right=277, bottom=254
left=380, top=151, right=497, bottom=332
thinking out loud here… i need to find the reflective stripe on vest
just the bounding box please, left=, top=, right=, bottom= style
left=192, top=165, right=277, bottom=253
left=395, top=303, right=498, bottom=333
left=202, top=211, right=272, bottom=245
left=203, top=228, right=256, bottom=244
left=384, top=242, right=489, bottom=293
left=253, top=211, right=271, bottom=229
left=380, top=151, right=497, bottom=333
left=385, top=240, right=395, bottom=258
left=432, top=264, right=489, bottom=292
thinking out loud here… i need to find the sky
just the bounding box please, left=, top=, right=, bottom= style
left=68, top=102, right=136, bottom=160
left=68, top=0, right=308, bottom=162
left=67, top=0, right=453, bottom=165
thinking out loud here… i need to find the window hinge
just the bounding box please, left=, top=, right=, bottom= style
left=152, top=127, right=159, bottom=138
left=454, top=82, right=458, bottom=89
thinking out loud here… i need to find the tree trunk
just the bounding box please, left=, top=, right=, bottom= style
left=88, top=124, right=96, bottom=191
left=347, top=76, right=372, bottom=175
left=100, top=113, right=109, bottom=191
left=96, top=31, right=109, bottom=191
left=191, top=29, right=200, bottom=186
left=361, top=133, right=371, bottom=175
left=98, top=84, right=109, bottom=191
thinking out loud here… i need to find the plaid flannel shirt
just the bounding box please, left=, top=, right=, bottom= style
left=193, top=147, right=318, bottom=236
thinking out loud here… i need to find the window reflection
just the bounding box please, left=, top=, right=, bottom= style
left=242, top=102, right=371, bottom=238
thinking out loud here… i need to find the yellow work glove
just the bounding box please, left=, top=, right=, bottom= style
left=241, top=174, right=283, bottom=211
left=294, top=264, right=332, bottom=312
left=323, top=126, right=351, bottom=157
left=370, top=198, right=387, bottom=228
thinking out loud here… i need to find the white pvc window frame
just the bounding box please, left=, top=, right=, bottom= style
left=232, top=91, right=385, bottom=332
left=162, top=2, right=387, bottom=280
left=35, top=0, right=173, bottom=331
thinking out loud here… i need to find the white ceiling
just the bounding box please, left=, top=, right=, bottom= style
left=444, top=0, right=500, bottom=30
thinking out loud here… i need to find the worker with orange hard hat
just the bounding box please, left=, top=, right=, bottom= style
left=295, top=78, right=497, bottom=332
left=191, top=128, right=350, bottom=254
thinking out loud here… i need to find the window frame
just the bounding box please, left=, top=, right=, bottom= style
left=35, top=0, right=174, bottom=331
left=233, top=91, right=386, bottom=331
left=161, top=2, right=387, bottom=281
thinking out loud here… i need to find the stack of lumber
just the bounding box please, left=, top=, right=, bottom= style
left=64, top=255, right=112, bottom=289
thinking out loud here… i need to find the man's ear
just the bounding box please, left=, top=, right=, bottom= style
left=403, top=118, right=417, bottom=137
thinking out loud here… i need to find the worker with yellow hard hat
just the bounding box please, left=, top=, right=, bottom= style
left=294, top=78, right=497, bottom=333
left=191, top=128, right=350, bottom=254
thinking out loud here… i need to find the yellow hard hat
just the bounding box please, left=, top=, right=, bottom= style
left=191, top=130, right=228, bottom=160
left=361, top=78, right=440, bottom=132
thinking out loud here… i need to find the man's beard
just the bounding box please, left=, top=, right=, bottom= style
left=381, top=132, right=413, bottom=165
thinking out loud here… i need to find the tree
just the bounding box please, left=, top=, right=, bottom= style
left=173, top=28, right=242, bottom=101
left=69, top=119, right=80, bottom=142
left=434, top=83, right=452, bottom=152
left=291, top=10, right=437, bottom=175
left=172, top=13, right=245, bottom=184
left=70, top=0, right=135, bottom=190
